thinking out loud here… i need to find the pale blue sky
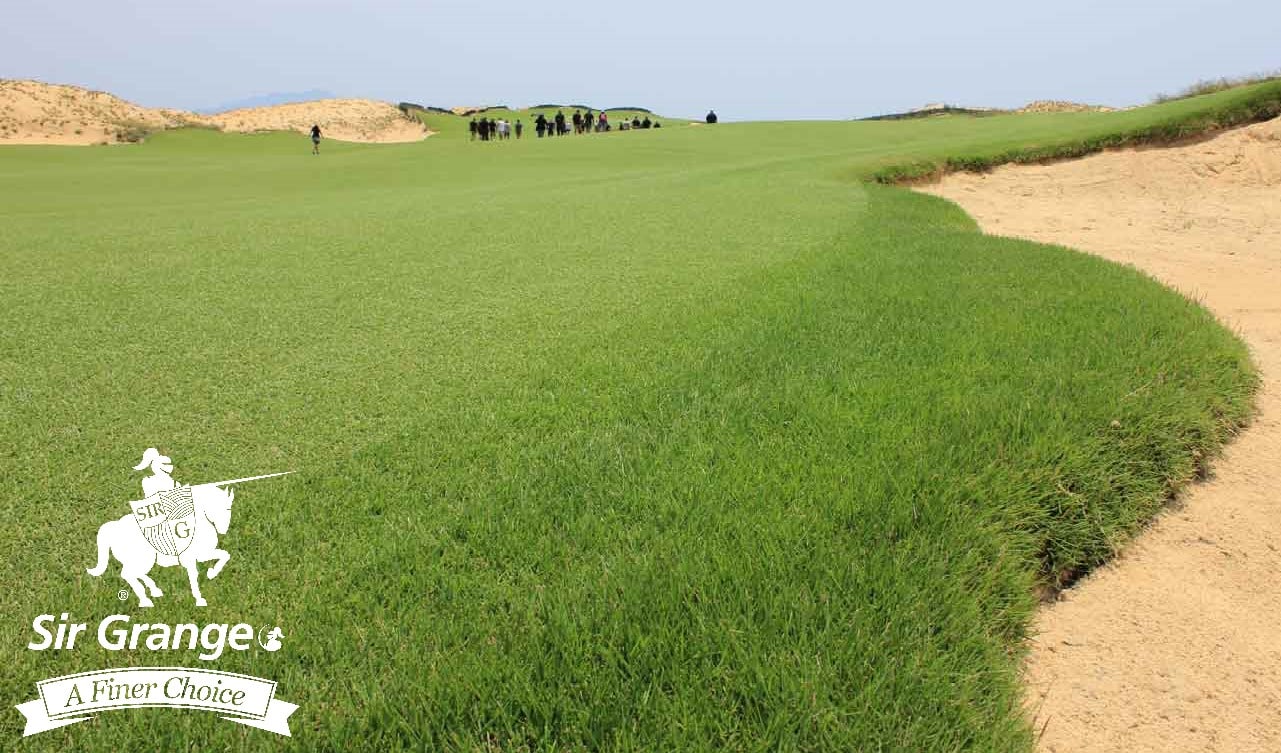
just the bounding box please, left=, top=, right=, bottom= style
left=4, top=0, right=1278, bottom=120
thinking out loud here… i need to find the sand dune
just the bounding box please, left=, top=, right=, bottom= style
left=0, top=79, right=198, bottom=144
left=0, top=80, right=428, bottom=145
left=207, top=98, right=428, bottom=143
left=1016, top=100, right=1115, bottom=113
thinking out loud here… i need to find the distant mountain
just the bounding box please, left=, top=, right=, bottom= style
left=198, top=90, right=336, bottom=114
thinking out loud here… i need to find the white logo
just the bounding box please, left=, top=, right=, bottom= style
left=258, top=626, right=284, bottom=652
left=17, top=668, right=298, bottom=737
left=15, top=449, right=300, bottom=738
left=85, top=448, right=290, bottom=607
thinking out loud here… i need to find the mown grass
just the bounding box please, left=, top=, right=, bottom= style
left=0, top=81, right=1270, bottom=751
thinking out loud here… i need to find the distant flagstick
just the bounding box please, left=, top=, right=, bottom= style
left=196, top=471, right=294, bottom=489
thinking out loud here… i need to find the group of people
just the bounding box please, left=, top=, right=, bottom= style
left=312, top=108, right=717, bottom=154
left=617, top=114, right=661, bottom=131
left=470, top=117, right=518, bottom=141
left=469, top=108, right=675, bottom=142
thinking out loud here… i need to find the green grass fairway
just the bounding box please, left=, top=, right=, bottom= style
left=1, top=83, right=1273, bottom=751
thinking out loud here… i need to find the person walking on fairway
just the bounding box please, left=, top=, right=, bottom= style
left=469, top=117, right=478, bottom=141
left=310, top=124, right=322, bottom=154
left=515, top=119, right=524, bottom=139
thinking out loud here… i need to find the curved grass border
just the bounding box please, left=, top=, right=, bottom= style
left=874, top=84, right=1275, bottom=593
left=872, top=80, right=1281, bottom=184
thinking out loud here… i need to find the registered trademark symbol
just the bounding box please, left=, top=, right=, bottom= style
left=118, top=589, right=129, bottom=601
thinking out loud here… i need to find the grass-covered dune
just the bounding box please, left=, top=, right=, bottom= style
left=1, top=82, right=1274, bottom=751
left=871, top=78, right=1281, bottom=181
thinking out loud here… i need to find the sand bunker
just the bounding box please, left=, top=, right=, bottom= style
left=920, top=117, right=1281, bottom=752
left=0, top=80, right=428, bottom=145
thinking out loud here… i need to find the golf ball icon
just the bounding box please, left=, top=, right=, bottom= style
left=258, top=625, right=284, bottom=652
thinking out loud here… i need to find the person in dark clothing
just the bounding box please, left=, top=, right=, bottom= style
left=632, top=116, right=641, bottom=129
left=572, top=111, right=582, bottom=134
left=310, top=124, right=322, bottom=154
left=469, top=118, right=478, bottom=141
left=706, top=110, right=718, bottom=124
left=554, top=110, right=566, bottom=136
left=535, top=114, right=547, bottom=137
left=481, top=118, right=492, bottom=141
left=641, top=116, right=652, bottom=129
left=515, top=120, right=524, bottom=139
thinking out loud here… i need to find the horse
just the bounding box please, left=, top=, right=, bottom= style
left=87, top=484, right=236, bottom=607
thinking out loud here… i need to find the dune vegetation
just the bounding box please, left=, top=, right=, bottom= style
left=1, top=81, right=1277, bottom=751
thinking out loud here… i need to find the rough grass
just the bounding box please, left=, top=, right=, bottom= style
left=1154, top=70, right=1281, bottom=103
left=872, top=78, right=1281, bottom=182
left=0, top=89, right=1259, bottom=751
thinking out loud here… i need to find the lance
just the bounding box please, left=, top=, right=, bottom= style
left=193, top=471, right=294, bottom=490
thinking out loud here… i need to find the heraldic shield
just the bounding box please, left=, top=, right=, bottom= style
left=130, top=486, right=197, bottom=556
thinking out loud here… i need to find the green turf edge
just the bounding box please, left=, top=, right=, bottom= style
left=872, top=90, right=1268, bottom=591
left=869, top=79, right=1281, bottom=183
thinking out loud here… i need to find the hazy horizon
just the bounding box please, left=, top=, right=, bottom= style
left=4, top=0, right=1278, bottom=120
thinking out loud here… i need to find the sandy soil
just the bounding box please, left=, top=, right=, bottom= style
left=920, top=117, right=1281, bottom=752
left=0, top=79, right=196, bottom=144
left=0, top=80, right=428, bottom=145
left=206, top=98, right=428, bottom=143
left=1016, top=100, right=1115, bottom=114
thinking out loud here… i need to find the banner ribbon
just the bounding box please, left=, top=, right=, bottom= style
left=16, top=667, right=297, bottom=737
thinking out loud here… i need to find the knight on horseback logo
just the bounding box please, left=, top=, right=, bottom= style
left=87, top=448, right=291, bottom=607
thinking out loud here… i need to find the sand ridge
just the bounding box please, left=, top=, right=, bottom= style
left=207, top=98, right=429, bottom=143
left=0, top=79, right=429, bottom=145
left=1015, top=100, right=1116, bottom=114
left=0, top=79, right=197, bottom=144
left=920, top=117, right=1281, bottom=752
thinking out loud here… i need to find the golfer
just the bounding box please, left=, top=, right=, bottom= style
left=310, top=124, right=322, bottom=154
